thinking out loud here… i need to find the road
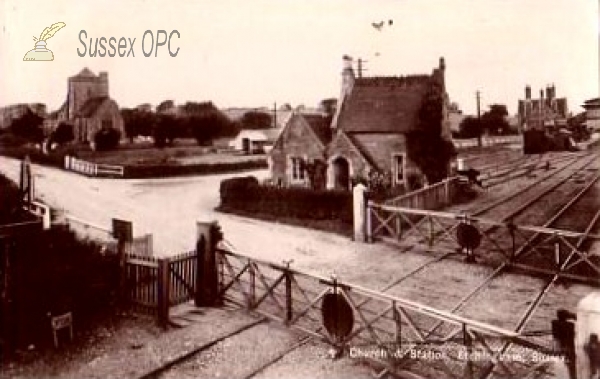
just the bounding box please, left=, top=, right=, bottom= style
left=0, top=156, right=378, bottom=274
left=2, top=156, right=594, bottom=378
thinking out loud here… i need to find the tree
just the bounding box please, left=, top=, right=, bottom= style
left=240, top=111, right=272, bottom=130
left=9, top=109, right=44, bottom=143
left=405, top=81, right=457, bottom=184
left=320, top=98, right=337, bottom=126
left=121, top=108, right=156, bottom=142
left=94, top=128, right=121, bottom=151
left=153, top=114, right=178, bottom=147
left=458, top=116, right=483, bottom=139
left=156, top=100, right=175, bottom=114
left=481, top=104, right=510, bottom=135
left=279, top=103, right=292, bottom=111
left=49, top=122, right=74, bottom=145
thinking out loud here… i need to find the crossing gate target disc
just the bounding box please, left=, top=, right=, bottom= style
left=321, top=292, right=354, bottom=340
left=457, top=222, right=481, bottom=250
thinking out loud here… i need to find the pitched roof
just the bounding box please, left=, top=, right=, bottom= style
left=336, top=76, right=431, bottom=133
left=74, top=67, right=96, bottom=78
left=47, top=100, right=68, bottom=119
left=77, top=97, right=109, bottom=117
left=302, top=114, right=332, bottom=145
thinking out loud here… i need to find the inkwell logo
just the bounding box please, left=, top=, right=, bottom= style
left=23, top=22, right=66, bottom=61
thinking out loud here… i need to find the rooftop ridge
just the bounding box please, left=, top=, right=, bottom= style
left=355, top=74, right=432, bottom=87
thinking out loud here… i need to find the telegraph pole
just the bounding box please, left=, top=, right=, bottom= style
left=476, top=90, right=482, bottom=147
left=357, top=58, right=367, bottom=78
left=273, top=102, right=277, bottom=128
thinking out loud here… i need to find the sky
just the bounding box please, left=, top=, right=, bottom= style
left=1, top=0, right=598, bottom=115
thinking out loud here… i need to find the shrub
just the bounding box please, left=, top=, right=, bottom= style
left=9, top=226, right=120, bottom=348
left=94, top=128, right=121, bottom=151
left=124, top=160, right=267, bottom=179
left=49, top=122, right=75, bottom=146
left=0, top=173, right=35, bottom=224
left=0, top=132, right=29, bottom=147
left=219, top=178, right=353, bottom=225
left=0, top=145, right=66, bottom=168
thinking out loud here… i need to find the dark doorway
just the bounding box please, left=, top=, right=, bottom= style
left=241, top=138, right=250, bottom=154
left=332, top=157, right=350, bottom=190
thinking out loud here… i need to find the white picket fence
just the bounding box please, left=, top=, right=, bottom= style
left=453, top=135, right=522, bottom=149
left=24, top=201, right=51, bottom=229
left=64, top=156, right=124, bottom=177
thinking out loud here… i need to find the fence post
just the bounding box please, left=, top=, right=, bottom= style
left=157, top=258, right=170, bottom=328
left=576, top=292, right=600, bottom=379
left=444, top=178, right=450, bottom=205
left=146, top=234, right=154, bottom=256
left=366, top=201, right=373, bottom=243
left=353, top=183, right=368, bottom=242
left=248, top=262, right=256, bottom=309
left=41, top=205, right=51, bottom=230
left=195, top=221, right=220, bottom=307
left=428, top=216, right=434, bottom=247
left=285, top=265, right=293, bottom=324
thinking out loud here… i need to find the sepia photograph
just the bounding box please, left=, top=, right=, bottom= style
left=0, top=1, right=599, bottom=378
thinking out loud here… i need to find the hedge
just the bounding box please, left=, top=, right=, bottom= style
left=1, top=173, right=120, bottom=350
left=219, top=177, right=353, bottom=225
left=123, top=160, right=268, bottom=179
left=0, top=173, right=37, bottom=224
left=0, top=145, right=66, bottom=168
left=8, top=226, right=120, bottom=349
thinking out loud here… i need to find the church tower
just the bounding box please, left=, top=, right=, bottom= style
left=67, top=68, right=109, bottom=118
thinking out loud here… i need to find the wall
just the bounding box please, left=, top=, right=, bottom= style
left=269, top=115, right=326, bottom=186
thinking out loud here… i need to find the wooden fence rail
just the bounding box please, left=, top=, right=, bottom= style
left=385, top=176, right=460, bottom=209
left=64, top=156, right=124, bottom=178
left=215, top=246, right=557, bottom=379
left=367, top=204, right=600, bottom=285
left=453, top=135, right=523, bottom=150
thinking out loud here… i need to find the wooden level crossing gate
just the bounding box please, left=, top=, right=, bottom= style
left=215, top=246, right=560, bottom=379
left=367, top=203, right=600, bottom=286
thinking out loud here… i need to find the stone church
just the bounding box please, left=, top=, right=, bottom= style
left=44, top=68, right=124, bottom=144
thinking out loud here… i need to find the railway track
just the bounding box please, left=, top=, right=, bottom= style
left=145, top=151, right=600, bottom=379
left=481, top=152, right=584, bottom=188
left=360, top=153, right=599, bottom=314
left=360, top=151, right=600, bottom=377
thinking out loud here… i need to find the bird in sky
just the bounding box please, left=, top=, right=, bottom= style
left=372, top=19, right=393, bottom=31
left=372, top=21, right=384, bottom=31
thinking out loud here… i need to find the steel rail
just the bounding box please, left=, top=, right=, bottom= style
left=479, top=174, right=600, bottom=379
left=483, top=153, right=584, bottom=188
left=471, top=152, right=597, bottom=217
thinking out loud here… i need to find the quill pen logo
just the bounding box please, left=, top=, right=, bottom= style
left=23, top=22, right=66, bottom=61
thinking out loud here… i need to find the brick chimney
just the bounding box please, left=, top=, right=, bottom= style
left=525, top=85, right=531, bottom=100
left=341, top=55, right=355, bottom=98
left=331, top=56, right=355, bottom=130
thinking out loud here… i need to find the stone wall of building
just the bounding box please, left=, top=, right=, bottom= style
left=68, top=71, right=109, bottom=118
left=270, top=116, right=327, bottom=187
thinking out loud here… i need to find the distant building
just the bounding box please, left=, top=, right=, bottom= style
left=447, top=102, right=465, bottom=134
left=229, top=128, right=282, bottom=153
left=582, top=98, right=600, bottom=132
left=270, top=56, right=451, bottom=190
left=44, top=68, right=124, bottom=143
left=227, top=107, right=326, bottom=153
left=0, top=103, right=46, bottom=129
left=518, top=84, right=568, bottom=131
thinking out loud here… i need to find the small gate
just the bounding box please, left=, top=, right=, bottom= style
left=125, top=250, right=198, bottom=325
